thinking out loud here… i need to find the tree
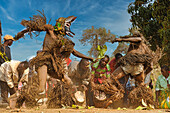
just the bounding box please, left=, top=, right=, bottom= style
left=79, top=26, right=116, bottom=57
left=128, top=0, right=170, bottom=66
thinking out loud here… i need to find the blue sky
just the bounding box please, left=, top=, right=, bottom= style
left=0, top=0, right=134, bottom=61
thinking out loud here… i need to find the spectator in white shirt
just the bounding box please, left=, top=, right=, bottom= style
left=0, top=60, right=29, bottom=104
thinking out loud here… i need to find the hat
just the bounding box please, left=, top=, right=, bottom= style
left=4, top=35, right=15, bottom=41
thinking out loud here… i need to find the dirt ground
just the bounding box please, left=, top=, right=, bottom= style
left=0, top=107, right=169, bottom=113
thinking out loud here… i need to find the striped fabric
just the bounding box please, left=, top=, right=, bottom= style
left=160, top=95, right=170, bottom=109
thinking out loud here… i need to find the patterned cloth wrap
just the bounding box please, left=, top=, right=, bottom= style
left=160, top=95, right=170, bottom=109
left=91, top=61, right=111, bottom=84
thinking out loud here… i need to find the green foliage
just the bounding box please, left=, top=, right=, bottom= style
left=79, top=26, right=115, bottom=57
left=128, top=0, right=170, bottom=66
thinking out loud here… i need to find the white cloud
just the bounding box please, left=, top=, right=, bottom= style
left=78, top=2, right=100, bottom=15
left=63, top=0, right=71, bottom=13
left=0, top=5, right=16, bottom=22
left=28, top=0, right=32, bottom=8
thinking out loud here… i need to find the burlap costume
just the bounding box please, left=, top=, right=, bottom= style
left=14, top=12, right=76, bottom=80
left=14, top=12, right=95, bottom=108
left=118, top=53, right=152, bottom=76
left=30, top=36, right=75, bottom=79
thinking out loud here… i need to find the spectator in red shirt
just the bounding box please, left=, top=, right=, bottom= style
left=109, top=53, right=127, bottom=86
left=109, top=53, right=122, bottom=73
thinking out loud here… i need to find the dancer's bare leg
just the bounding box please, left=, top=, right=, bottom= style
left=63, top=60, right=73, bottom=86
left=38, top=65, right=47, bottom=93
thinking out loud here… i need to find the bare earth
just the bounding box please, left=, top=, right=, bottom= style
left=0, top=107, right=169, bottom=113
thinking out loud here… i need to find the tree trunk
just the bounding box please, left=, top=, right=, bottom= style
left=95, top=34, right=99, bottom=57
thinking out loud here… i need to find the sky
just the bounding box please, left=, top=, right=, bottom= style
left=0, top=0, right=134, bottom=61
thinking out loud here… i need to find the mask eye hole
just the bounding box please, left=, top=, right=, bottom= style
left=65, top=23, right=70, bottom=27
